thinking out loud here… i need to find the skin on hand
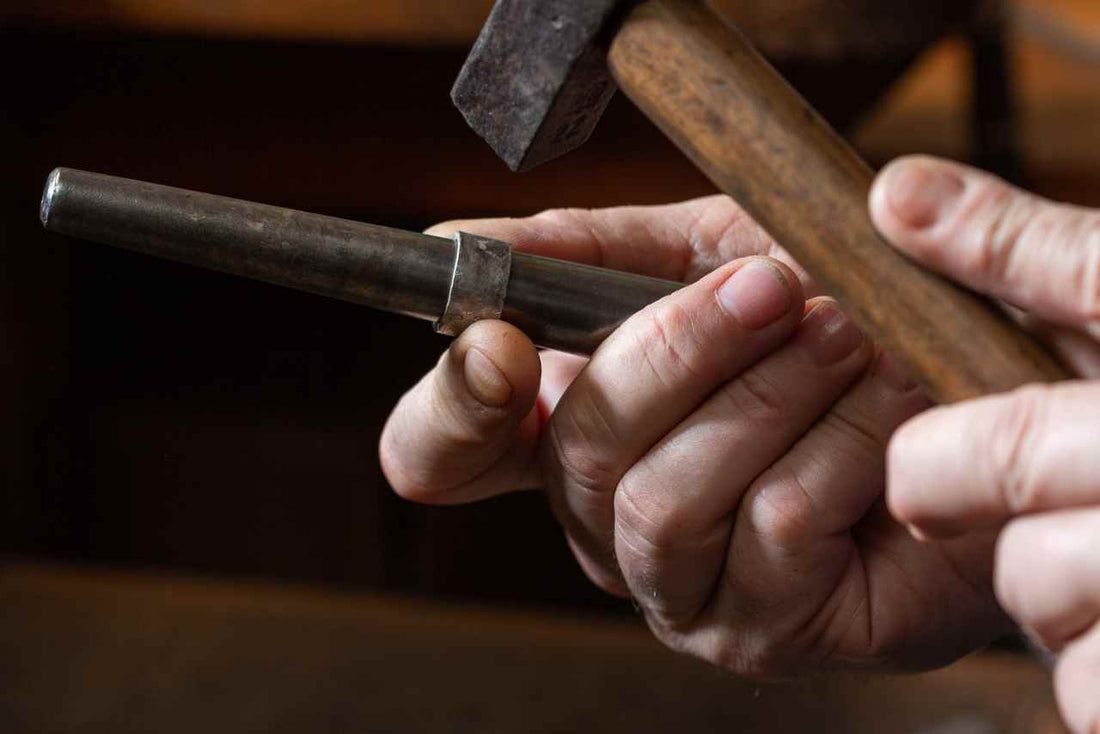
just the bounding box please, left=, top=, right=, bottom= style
left=380, top=194, right=1013, bottom=680
left=872, top=155, right=1100, bottom=734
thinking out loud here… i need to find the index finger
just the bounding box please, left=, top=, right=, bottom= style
left=428, top=195, right=817, bottom=290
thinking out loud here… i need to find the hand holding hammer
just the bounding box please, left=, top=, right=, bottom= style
left=452, top=0, right=1068, bottom=402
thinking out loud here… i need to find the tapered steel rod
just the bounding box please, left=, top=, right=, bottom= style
left=40, top=168, right=680, bottom=354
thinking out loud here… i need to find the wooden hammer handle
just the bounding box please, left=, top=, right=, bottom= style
left=608, top=0, right=1068, bottom=403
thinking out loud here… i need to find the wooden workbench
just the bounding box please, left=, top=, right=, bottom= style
left=0, top=561, right=1069, bottom=734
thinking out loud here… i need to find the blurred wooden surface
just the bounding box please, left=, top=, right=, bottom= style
left=6, top=0, right=494, bottom=45
left=8, top=0, right=972, bottom=57
left=855, top=0, right=1100, bottom=204
left=0, top=561, right=1070, bottom=734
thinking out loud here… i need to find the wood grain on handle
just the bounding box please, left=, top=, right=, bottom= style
left=608, top=0, right=1068, bottom=403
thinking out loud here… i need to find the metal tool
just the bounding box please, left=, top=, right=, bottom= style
left=454, top=0, right=1068, bottom=402
left=40, top=168, right=679, bottom=354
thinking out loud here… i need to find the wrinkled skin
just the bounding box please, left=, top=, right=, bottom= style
left=380, top=156, right=1100, bottom=732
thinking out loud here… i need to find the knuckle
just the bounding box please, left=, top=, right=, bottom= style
left=968, top=183, right=1100, bottom=326
left=743, top=468, right=817, bottom=550
left=614, top=469, right=734, bottom=630
left=968, top=182, right=1037, bottom=282
left=532, top=206, right=587, bottom=227
left=634, top=300, right=711, bottom=390
left=684, top=197, right=767, bottom=267
left=552, top=440, right=619, bottom=498
left=718, top=365, right=789, bottom=432
left=613, top=469, right=714, bottom=575
left=823, top=408, right=888, bottom=460
left=533, top=207, right=608, bottom=266
left=614, top=474, right=676, bottom=556
left=1066, top=211, right=1100, bottom=324
left=1008, top=204, right=1100, bottom=325
left=612, top=479, right=683, bottom=620
left=546, top=404, right=622, bottom=495
left=988, top=386, right=1050, bottom=515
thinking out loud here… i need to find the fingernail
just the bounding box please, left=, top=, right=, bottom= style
left=464, top=348, right=512, bottom=407
left=799, top=303, right=865, bottom=366
left=884, top=162, right=964, bottom=229
left=717, top=261, right=793, bottom=330
left=874, top=351, right=920, bottom=392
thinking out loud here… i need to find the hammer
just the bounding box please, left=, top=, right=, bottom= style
left=452, top=0, right=1068, bottom=402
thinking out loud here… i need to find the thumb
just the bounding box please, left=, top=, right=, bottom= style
left=870, top=155, right=1100, bottom=339
left=380, top=320, right=543, bottom=505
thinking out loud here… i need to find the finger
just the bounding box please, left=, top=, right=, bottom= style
left=427, top=196, right=818, bottom=291
left=1016, top=313, right=1100, bottom=379
left=380, top=320, right=542, bottom=505
left=544, top=257, right=806, bottom=594
left=887, top=382, right=1100, bottom=537
left=611, top=298, right=874, bottom=623
left=1054, top=622, right=1100, bottom=734
left=997, top=508, right=1100, bottom=734
left=995, top=507, right=1100, bottom=653
left=736, top=350, right=928, bottom=549
left=870, top=155, right=1100, bottom=337
left=538, top=350, right=588, bottom=414
left=699, top=351, right=931, bottom=662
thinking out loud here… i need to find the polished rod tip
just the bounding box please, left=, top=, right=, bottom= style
left=40, top=167, right=65, bottom=229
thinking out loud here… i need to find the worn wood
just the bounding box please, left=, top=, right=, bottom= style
left=609, top=0, right=1069, bottom=403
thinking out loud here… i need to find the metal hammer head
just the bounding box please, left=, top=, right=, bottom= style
left=452, top=0, right=623, bottom=172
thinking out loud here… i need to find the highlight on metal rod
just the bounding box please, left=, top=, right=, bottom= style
left=40, top=168, right=62, bottom=228
left=39, top=168, right=681, bottom=354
